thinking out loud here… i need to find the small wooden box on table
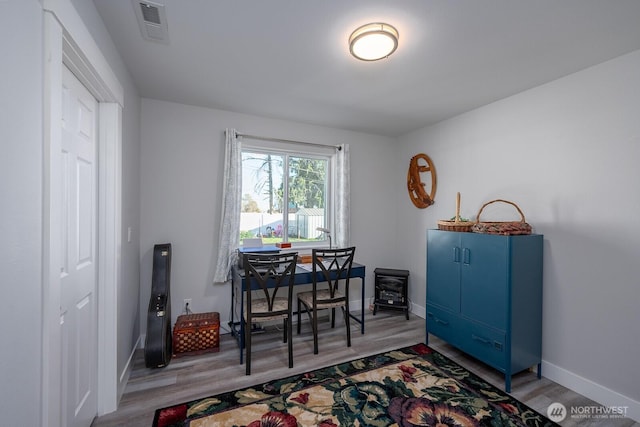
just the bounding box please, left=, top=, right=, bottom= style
left=172, top=312, right=220, bottom=357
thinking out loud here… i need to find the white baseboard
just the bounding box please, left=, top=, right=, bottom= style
left=117, top=334, right=141, bottom=401
left=410, top=301, right=426, bottom=319
left=542, top=360, right=639, bottom=423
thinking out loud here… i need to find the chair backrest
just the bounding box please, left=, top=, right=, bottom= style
left=312, top=247, right=356, bottom=300
left=243, top=252, right=298, bottom=313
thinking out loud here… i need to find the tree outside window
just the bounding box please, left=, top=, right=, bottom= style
left=240, top=149, right=329, bottom=246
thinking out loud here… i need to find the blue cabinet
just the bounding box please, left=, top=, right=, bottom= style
left=426, top=230, right=543, bottom=392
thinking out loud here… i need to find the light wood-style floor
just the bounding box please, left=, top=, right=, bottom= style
left=92, top=311, right=638, bottom=426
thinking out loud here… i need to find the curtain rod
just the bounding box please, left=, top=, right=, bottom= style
left=234, top=131, right=342, bottom=151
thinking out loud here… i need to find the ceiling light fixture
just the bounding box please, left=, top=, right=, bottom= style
left=349, top=22, right=399, bottom=61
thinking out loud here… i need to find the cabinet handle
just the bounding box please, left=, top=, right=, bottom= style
left=427, top=312, right=449, bottom=326
left=453, top=247, right=460, bottom=263
left=463, top=248, right=470, bottom=265
left=472, top=334, right=490, bottom=345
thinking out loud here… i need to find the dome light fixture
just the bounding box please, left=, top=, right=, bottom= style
left=349, top=22, right=399, bottom=61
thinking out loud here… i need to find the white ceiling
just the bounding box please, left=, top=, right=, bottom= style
left=93, top=0, right=640, bottom=137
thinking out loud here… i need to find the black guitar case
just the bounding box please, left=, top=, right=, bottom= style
left=144, top=243, right=173, bottom=368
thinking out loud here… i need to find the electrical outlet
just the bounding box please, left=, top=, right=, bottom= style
left=183, top=299, right=192, bottom=311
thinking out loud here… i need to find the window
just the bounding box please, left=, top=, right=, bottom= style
left=240, top=145, right=332, bottom=248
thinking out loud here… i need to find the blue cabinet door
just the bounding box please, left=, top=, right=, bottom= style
left=426, top=231, right=461, bottom=312
left=460, top=233, right=508, bottom=330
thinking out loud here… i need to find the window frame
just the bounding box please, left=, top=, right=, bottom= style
left=240, top=140, right=334, bottom=250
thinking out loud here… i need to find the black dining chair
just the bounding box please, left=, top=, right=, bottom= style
left=296, top=247, right=356, bottom=354
left=242, top=251, right=298, bottom=375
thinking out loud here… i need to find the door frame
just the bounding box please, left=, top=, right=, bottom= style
left=42, top=1, right=123, bottom=426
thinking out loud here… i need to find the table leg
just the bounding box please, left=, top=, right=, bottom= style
left=360, top=276, right=365, bottom=334
left=239, top=290, right=245, bottom=364
left=348, top=275, right=366, bottom=334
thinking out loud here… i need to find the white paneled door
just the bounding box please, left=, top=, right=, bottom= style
left=60, top=65, right=98, bottom=427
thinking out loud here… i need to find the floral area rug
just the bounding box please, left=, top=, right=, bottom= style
left=153, top=343, right=557, bottom=426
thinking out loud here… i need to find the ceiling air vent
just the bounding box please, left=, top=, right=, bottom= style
left=132, top=0, right=169, bottom=44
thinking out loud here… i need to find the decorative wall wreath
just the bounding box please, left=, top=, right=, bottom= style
left=407, top=153, right=437, bottom=209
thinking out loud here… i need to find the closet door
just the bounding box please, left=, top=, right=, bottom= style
left=60, top=65, right=98, bottom=427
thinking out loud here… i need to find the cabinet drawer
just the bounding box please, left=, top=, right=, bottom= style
left=426, top=305, right=459, bottom=346
left=463, top=321, right=506, bottom=371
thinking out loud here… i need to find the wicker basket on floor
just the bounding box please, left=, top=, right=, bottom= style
left=471, top=199, right=532, bottom=235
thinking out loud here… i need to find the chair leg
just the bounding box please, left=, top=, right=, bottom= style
left=297, top=298, right=301, bottom=334
left=245, top=320, right=252, bottom=375
left=283, top=318, right=287, bottom=343
left=343, top=306, right=351, bottom=347
left=331, top=307, right=336, bottom=328
left=240, top=319, right=245, bottom=365
left=287, top=316, right=293, bottom=368
left=297, top=300, right=319, bottom=354
left=312, top=307, right=319, bottom=354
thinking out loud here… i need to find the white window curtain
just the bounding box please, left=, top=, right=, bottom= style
left=213, top=129, right=242, bottom=283
left=334, top=143, right=350, bottom=248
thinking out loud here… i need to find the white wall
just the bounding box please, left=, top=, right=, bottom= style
left=140, top=99, right=398, bottom=334
left=396, top=50, right=640, bottom=414
left=0, top=1, right=44, bottom=425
